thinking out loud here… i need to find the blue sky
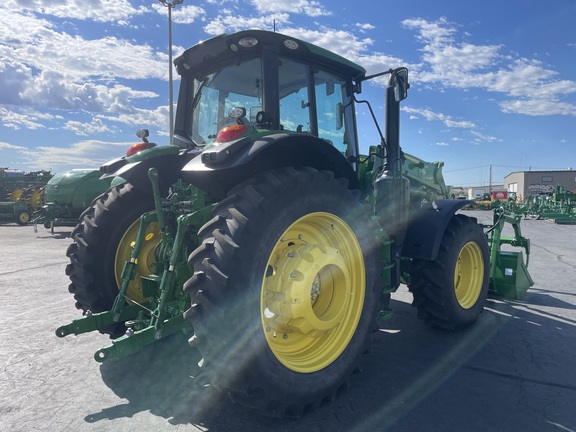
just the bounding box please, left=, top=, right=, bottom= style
left=0, top=0, right=574, bottom=187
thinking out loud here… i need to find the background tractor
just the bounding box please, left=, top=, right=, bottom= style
left=0, top=200, right=31, bottom=225
left=57, top=30, right=532, bottom=417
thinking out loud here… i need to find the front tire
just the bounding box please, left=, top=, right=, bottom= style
left=184, top=167, right=380, bottom=417
left=408, top=214, right=489, bottom=330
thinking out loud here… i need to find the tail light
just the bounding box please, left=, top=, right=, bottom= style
left=216, top=125, right=247, bottom=143
left=126, top=142, right=154, bottom=157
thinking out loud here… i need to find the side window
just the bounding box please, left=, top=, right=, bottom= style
left=278, top=58, right=311, bottom=133
left=195, top=85, right=219, bottom=143
left=314, top=70, right=348, bottom=153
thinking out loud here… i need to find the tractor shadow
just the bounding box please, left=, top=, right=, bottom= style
left=89, top=333, right=251, bottom=427
left=33, top=226, right=72, bottom=239
left=87, top=286, right=576, bottom=431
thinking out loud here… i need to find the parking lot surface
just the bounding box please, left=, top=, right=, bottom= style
left=1, top=210, right=575, bottom=431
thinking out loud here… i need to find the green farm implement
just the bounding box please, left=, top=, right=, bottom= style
left=33, top=169, right=113, bottom=233
left=56, top=30, right=533, bottom=417
left=0, top=168, right=52, bottom=225
left=502, top=185, right=576, bottom=224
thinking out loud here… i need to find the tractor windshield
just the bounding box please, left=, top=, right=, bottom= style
left=187, top=58, right=263, bottom=145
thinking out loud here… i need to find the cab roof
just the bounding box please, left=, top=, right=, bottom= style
left=174, top=30, right=367, bottom=82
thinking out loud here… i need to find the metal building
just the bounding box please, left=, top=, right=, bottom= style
left=504, top=169, right=576, bottom=201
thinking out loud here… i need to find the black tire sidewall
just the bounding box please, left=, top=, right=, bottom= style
left=68, top=183, right=155, bottom=312
left=409, top=214, right=490, bottom=330
left=433, top=216, right=489, bottom=328
left=205, top=169, right=380, bottom=401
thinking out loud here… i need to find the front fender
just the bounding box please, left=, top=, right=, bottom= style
left=402, top=199, right=474, bottom=261
left=181, top=133, right=358, bottom=199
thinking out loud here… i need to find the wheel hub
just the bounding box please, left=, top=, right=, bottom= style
left=115, top=220, right=160, bottom=304
left=264, top=243, right=351, bottom=338
left=454, top=241, right=484, bottom=309
left=260, top=212, right=366, bottom=373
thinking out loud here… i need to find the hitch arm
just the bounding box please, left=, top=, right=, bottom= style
left=93, top=313, right=191, bottom=362
left=55, top=304, right=142, bottom=338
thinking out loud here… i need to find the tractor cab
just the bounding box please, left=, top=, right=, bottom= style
left=173, top=30, right=366, bottom=163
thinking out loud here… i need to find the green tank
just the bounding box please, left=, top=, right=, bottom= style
left=34, top=169, right=112, bottom=232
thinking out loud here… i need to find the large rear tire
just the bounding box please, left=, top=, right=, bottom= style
left=184, top=167, right=380, bottom=417
left=65, top=183, right=157, bottom=336
left=408, top=214, right=489, bottom=330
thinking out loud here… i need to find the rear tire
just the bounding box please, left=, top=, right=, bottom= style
left=408, top=214, right=489, bottom=330
left=184, top=167, right=380, bottom=417
left=65, top=183, right=157, bottom=336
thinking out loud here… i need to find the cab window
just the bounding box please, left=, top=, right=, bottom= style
left=314, top=69, right=350, bottom=155
left=278, top=58, right=311, bottom=133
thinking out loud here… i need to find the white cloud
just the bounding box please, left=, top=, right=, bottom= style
left=64, top=118, right=115, bottom=136
left=1, top=0, right=148, bottom=23
left=0, top=58, right=32, bottom=105
left=152, top=3, right=206, bottom=25
left=279, top=27, right=408, bottom=79
left=402, top=17, right=576, bottom=117
left=98, top=106, right=171, bottom=137
left=403, top=107, right=476, bottom=128
left=19, top=139, right=139, bottom=170
left=356, top=23, right=376, bottom=33
left=204, top=14, right=288, bottom=35
left=18, top=71, right=159, bottom=113
left=402, top=107, right=501, bottom=145
left=0, top=6, right=168, bottom=131
left=470, top=130, right=498, bottom=143
left=0, top=135, right=138, bottom=171
left=0, top=141, right=27, bottom=150
left=500, top=99, right=576, bottom=117
left=249, top=0, right=331, bottom=17
left=0, top=107, right=49, bottom=130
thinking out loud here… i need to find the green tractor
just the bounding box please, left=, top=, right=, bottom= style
left=57, top=30, right=532, bottom=417
left=0, top=200, right=31, bottom=225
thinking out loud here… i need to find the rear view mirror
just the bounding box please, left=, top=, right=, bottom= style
left=392, top=68, right=409, bottom=102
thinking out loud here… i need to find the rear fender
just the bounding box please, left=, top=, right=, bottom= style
left=181, top=133, right=358, bottom=199
left=402, top=199, right=474, bottom=261
left=101, top=147, right=200, bottom=195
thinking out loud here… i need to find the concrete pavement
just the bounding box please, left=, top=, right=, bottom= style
left=0, top=210, right=575, bottom=431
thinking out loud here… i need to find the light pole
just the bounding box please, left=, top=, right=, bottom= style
left=159, top=0, right=183, bottom=145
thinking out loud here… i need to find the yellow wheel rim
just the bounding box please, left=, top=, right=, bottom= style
left=114, top=218, right=160, bottom=304
left=18, top=212, right=29, bottom=224
left=261, top=212, right=365, bottom=373
left=454, top=241, right=484, bottom=309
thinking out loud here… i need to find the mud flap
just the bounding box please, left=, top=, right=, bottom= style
left=490, top=250, right=534, bottom=299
